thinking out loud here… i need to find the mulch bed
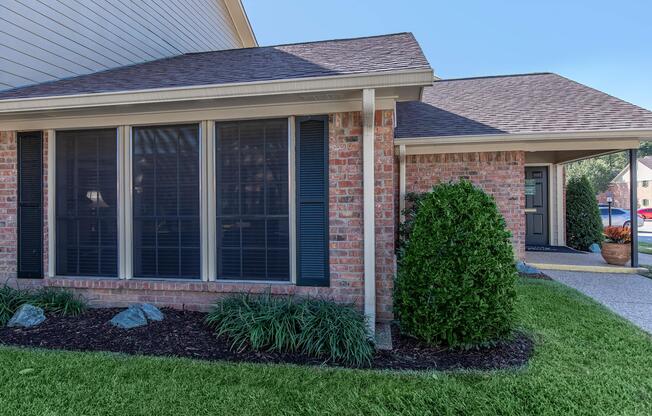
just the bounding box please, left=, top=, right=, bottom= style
left=0, top=308, right=533, bottom=371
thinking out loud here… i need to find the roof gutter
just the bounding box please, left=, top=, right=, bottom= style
left=394, top=129, right=652, bottom=146
left=0, top=68, right=433, bottom=114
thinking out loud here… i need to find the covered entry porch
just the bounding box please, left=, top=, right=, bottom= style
left=523, top=134, right=643, bottom=269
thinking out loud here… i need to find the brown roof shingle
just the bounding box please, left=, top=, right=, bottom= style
left=395, top=73, right=652, bottom=139
left=0, top=33, right=430, bottom=100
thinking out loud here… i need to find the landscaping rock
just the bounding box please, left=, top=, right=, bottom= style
left=110, top=305, right=147, bottom=329
left=136, top=303, right=164, bottom=322
left=589, top=243, right=601, bottom=253
left=516, top=261, right=541, bottom=275
left=7, top=304, right=46, bottom=328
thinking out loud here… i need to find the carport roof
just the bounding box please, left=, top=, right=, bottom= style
left=395, top=73, right=652, bottom=139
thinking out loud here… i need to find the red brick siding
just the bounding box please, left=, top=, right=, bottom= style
left=374, top=110, right=395, bottom=321
left=0, top=113, right=396, bottom=321
left=0, top=131, right=17, bottom=279
left=405, top=151, right=526, bottom=258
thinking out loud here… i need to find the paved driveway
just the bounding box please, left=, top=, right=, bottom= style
left=545, top=270, right=652, bottom=334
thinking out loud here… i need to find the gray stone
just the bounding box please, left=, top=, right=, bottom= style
left=8, top=304, right=45, bottom=328
left=516, top=261, right=541, bottom=275
left=110, top=305, right=147, bottom=329
left=589, top=243, right=601, bottom=253
left=136, top=303, right=164, bottom=321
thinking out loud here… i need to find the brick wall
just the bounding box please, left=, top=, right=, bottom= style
left=405, top=151, right=526, bottom=258
left=0, top=131, right=17, bottom=280
left=0, top=112, right=396, bottom=321
left=373, top=110, right=395, bottom=321
left=0, top=131, right=49, bottom=281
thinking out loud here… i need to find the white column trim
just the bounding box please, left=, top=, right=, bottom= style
left=200, top=121, right=208, bottom=281
left=399, top=144, right=406, bottom=223
left=362, top=88, right=376, bottom=333
left=556, top=164, right=565, bottom=245
left=117, top=126, right=126, bottom=279
left=288, top=116, right=297, bottom=284
left=206, top=121, right=217, bottom=281
left=46, top=129, right=56, bottom=278
left=123, top=126, right=133, bottom=279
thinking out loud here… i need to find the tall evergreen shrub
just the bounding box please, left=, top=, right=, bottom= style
left=566, top=176, right=603, bottom=251
left=395, top=181, right=518, bottom=347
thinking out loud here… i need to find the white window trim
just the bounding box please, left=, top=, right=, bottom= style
left=48, top=118, right=297, bottom=284
left=46, top=129, right=56, bottom=278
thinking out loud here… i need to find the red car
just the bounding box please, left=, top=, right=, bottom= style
left=638, top=208, right=652, bottom=220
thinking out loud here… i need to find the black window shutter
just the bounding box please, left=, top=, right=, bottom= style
left=296, top=116, right=329, bottom=287
left=17, top=131, right=43, bottom=279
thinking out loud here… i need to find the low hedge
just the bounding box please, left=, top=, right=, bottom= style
left=205, top=295, right=374, bottom=367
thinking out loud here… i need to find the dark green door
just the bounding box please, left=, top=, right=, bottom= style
left=525, top=166, right=549, bottom=246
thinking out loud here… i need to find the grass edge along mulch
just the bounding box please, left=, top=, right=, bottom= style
left=1, top=279, right=651, bottom=416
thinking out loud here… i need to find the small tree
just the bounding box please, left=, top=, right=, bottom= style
left=566, top=176, right=603, bottom=251
left=395, top=181, right=517, bottom=347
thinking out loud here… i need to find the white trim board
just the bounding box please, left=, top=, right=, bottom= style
left=0, top=69, right=433, bottom=114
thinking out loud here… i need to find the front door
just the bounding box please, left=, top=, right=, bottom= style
left=525, top=166, right=549, bottom=246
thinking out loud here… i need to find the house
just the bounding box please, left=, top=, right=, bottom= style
left=0, top=0, right=256, bottom=90
left=598, top=156, right=652, bottom=208
left=2, top=1, right=652, bottom=333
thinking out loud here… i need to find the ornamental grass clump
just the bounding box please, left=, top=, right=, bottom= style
left=0, top=285, right=87, bottom=326
left=395, top=180, right=518, bottom=348
left=205, top=295, right=374, bottom=367
left=0, top=286, right=31, bottom=326
left=30, top=288, right=87, bottom=317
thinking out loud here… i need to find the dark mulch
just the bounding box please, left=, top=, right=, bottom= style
left=0, top=308, right=533, bottom=371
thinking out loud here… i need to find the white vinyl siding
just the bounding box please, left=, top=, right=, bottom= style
left=0, top=0, right=242, bottom=90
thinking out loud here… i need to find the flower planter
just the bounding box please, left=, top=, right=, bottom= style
left=601, top=242, right=631, bottom=266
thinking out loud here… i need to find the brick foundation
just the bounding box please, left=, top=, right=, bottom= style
left=405, top=151, right=526, bottom=258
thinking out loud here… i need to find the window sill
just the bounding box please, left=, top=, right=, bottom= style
left=45, top=276, right=295, bottom=293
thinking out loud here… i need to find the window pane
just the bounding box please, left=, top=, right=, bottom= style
left=216, top=119, right=289, bottom=281
left=133, top=124, right=200, bottom=279
left=55, top=129, right=117, bottom=277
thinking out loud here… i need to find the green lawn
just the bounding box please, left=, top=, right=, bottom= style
left=1, top=279, right=651, bottom=416
left=639, top=241, right=652, bottom=255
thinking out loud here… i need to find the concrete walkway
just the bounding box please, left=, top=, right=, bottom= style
left=546, top=270, right=652, bottom=334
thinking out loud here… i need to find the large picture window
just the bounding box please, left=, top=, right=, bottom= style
left=216, top=119, right=289, bottom=280
left=55, top=129, right=118, bottom=277
left=132, top=124, right=200, bottom=279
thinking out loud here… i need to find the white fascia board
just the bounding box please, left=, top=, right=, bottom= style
left=394, top=129, right=652, bottom=146
left=0, top=69, right=433, bottom=114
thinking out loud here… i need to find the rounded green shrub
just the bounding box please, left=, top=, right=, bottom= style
left=394, top=180, right=518, bottom=347
left=566, top=176, right=603, bottom=251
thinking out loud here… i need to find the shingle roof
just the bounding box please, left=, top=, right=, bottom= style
left=395, top=73, right=652, bottom=139
left=639, top=156, right=652, bottom=170
left=0, top=33, right=430, bottom=100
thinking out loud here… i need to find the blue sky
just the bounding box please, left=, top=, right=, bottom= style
left=243, top=0, right=652, bottom=110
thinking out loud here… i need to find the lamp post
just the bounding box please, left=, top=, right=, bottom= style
left=606, top=196, right=613, bottom=226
